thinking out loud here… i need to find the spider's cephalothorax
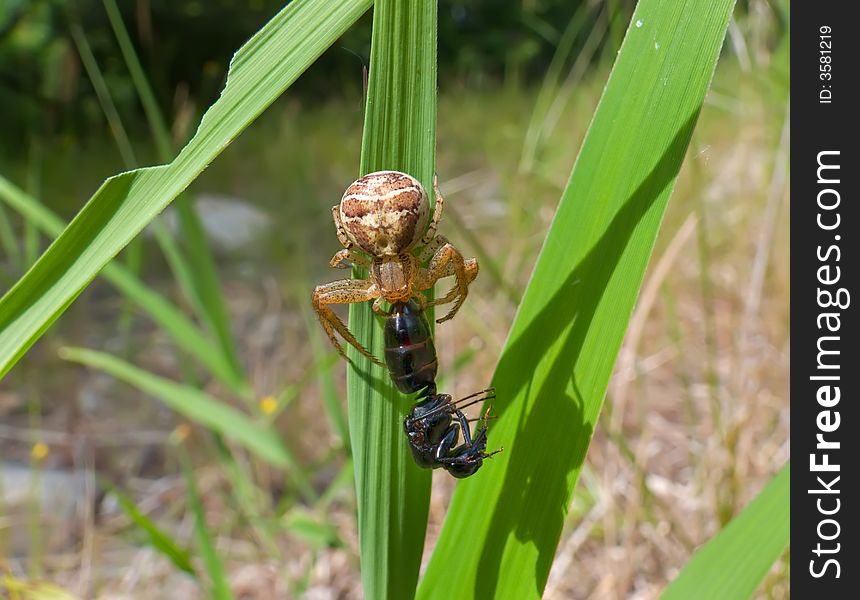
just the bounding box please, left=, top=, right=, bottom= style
left=313, top=171, right=478, bottom=365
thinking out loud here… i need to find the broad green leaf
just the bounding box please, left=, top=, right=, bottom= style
left=60, top=347, right=315, bottom=500
left=419, top=1, right=737, bottom=598
left=0, top=175, right=246, bottom=394
left=0, top=0, right=373, bottom=378
left=106, top=482, right=197, bottom=577
left=661, top=462, right=790, bottom=599
left=346, top=1, right=437, bottom=599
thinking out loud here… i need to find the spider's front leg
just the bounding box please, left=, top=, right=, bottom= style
left=312, top=278, right=384, bottom=367
left=416, top=235, right=479, bottom=323
left=419, top=173, right=445, bottom=246
left=329, top=248, right=371, bottom=270
left=331, top=205, right=354, bottom=250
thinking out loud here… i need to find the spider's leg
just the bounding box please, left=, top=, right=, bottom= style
left=417, top=232, right=445, bottom=264
left=419, top=173, right=445, bottom=247
left=424, top=257, right=479, bottom=308
left=416, top=238, right=479, bottom=323
left=330, top=248, right=371, bottom=270
left=372, top=296, right=388, bottom=316
left=331, top=205, right=353, bottom=249
left=312, top=279, right=384, bottom=366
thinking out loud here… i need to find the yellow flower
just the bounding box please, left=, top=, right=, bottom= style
left=259, top=396, right=278, bottom=415
left=172, top=423, right=192, bottom=444
left=31, top=442, right=49, bottom=462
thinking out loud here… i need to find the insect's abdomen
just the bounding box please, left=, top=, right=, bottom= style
left=384, top=300, right=438, bottom=394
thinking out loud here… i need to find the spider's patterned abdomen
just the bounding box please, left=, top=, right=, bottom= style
left=339, top=170, right=429, bottom=256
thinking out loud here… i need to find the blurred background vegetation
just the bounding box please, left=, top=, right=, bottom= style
left=1, top=0, right=788, bottom=598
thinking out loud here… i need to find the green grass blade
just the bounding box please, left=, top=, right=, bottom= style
left=101, top=0, right=172, bottom=160
left=347, top=2, right=437, bottom=598
left=0, top=0, right=373, bottom=379
left=60, top=346, right=315, bottom=501
left=418, top=1, right=736, bottom=598
left=174, top=198, right=246, bottom=390
left=105, top=482, right=197, bottom=578
left=179, top=451, right=232, bottom=600
left=100, top=0, right=245, bottom=384
left=0, top=202, right=20, bottom=273
left=283, top=509, right=343, bottom=549
left=68, top=23, right=138, bottom=167
left=298, top=290, right=350, bottom=448
left=0, top=175, right=246, bottom=393
left=661, top=463, right=789, bottom=600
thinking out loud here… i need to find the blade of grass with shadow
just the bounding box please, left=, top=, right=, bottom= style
left=660, top=463, right=789, bottom=599
left=346, top=2, right=437, bottom=598
left=418, top=1, right=737, bottom=598
left=0, top=0, right=373, bottom=378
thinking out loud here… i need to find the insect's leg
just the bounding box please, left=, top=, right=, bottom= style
left=453, top=409, right=476, bottom=447
left=329, top=248, right=371, bottom=269
left=434, top=423, right=461, bottom=462
left=312, top=279, right=384, bottom=366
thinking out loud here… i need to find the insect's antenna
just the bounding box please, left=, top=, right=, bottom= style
left=452, top=395, right=494, bottom=414
left=467, top=415, right=499, bottom=423
left=454, top=388, right=496, bottom=406
left=453, top=387, right=496, bottom=411
left=406, top=389, right=494, bottom=424
left=418, top=389, right=495, bottom=421
left=455, top=387, right=495, bottom=404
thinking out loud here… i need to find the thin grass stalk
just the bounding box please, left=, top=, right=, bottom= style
left=101, top=0, right=246, bottom=385
left=347, top=2, right=437, bottom=598
left=179, top=449, right=232, bottom=599
left=23, top=136, right=42, bottom=268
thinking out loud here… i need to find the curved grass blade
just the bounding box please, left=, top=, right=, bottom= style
left=661, top=463, right=789, bottom=599
left=179, top=450, right=232, bottom=600
left=100, top=0, right=245, bottom=384
left=0, top=0, right=373, bottom=379
left=0, top=175, right=246, bottom=394
left=60, top=347, right=315, bottom=501
left=347, top=1, right=437, bottom=598
left=418, top=1, right=737, bottom=598
left=105, top=482, right=197, bottom=578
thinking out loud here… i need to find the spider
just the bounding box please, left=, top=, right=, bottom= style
left=312, top=170, right=478, bottom=366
